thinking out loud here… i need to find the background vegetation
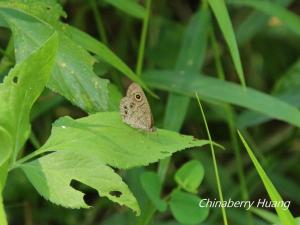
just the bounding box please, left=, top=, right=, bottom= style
left=0, top=0, right=300, bottom=225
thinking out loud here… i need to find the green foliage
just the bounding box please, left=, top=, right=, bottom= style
left=21, top=150, right=140, bottom=213
left=1, top=0, right=300, bottom=224
left=144, top=70, right=300, bottom=127
left=238, top=131, right=297, bottom=225
left=0, top=33, right=58, bottom=172
left=208, top=0, right=245, bottom=86
left=174, top=160, right=204, bottom=194
left=169, top=190, right=209, bottom=225
left=103, top=0, right=146, bottom=19
left=16, top=112, right=211, bottom=214
left=140, top=171, right=167, bottom=212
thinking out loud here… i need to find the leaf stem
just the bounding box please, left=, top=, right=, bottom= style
left=89, top=0, right=108, bottom=45
left=196, top=94, right=228, bottom=225
left=136, top=0, right=152, bottom=76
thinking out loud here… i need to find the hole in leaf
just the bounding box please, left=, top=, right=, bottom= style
left=109, top=191, right=122, bottom=198
left=46, top=6, right=51, bottom=10
left=70, top=179, right=99, bottom=205
left=13, top=76, right=18, bottom=83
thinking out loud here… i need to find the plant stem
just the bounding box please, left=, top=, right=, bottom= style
left=196, top=94, right=228, bottom=225
left=89, top=0, right=108, bottom=45
left=136, top=0, right=152, bottom=76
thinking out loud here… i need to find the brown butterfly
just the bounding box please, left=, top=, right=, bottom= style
left=120, top=83, right=154, bottom=131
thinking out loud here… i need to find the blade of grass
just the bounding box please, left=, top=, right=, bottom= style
left=211, top=28, right=254, bottom=225
left=196, top=93, right=228, bottom=225
left=158, top=7, right=211, bottom=181
left=143, top=70, right=300, bottom=128
left=89, top=0, right=108, bottom=44
left=136, top=0, right=151, bottom=76
left=207, top=0, right=246, bottom=87
left=237, top=131, right=297, bottom=225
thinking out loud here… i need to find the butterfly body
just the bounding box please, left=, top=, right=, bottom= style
left=120, top=83, right=154, bottom=131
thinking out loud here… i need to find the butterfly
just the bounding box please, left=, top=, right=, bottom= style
left=120, top=83, right=154, bottom=131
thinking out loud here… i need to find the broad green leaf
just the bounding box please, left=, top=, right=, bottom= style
left=103, top=0, right=146, bottom=19
left=229, top=0, right=300, bottom=37
left=31, top=112, right=212, bottom=169
left=0, top=7, right=109, bottom=113
left=238, top=131, right=297, bottom=225
left=140, top=171, right=167, bottom=212
left=169, top=190, right=209, bottom=225
left=0, top=0, right=66, bottom=26
left=21, top=150, right=140, bottom=214
left=0, top=192, right=7, bottom=225
left=208, top=0, right=245, bottom=86
left=174, top=160, right=204, bottom=194
left=0, top=33, right=58, bottom=167
left=143, top=70, right=300, bottom=128
left=65, top=25, right=155, bottom=97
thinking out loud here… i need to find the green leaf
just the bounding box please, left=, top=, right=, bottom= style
left=0, top=7, right=109, bottom=113
left=143, top=70, right=300, bottom=128
left=32, top=112, right=212, bottom=169
left=103, top=0, right=146, bottom=19
left=229, top=0, right=300, bottom=37
left=238, top=131, right=297, bottom=225
left=164, top=9, right=210, bottom=131
left=17, top=112, right=212, bottom=214
left=65, top=25, right=155, bottom=97
left=169, top=190, right=209, bottom=225
left=140, top=171, right=167, bottom=212
left=0, top=33, right=58, bottom=167
left=208, top=0, right=246, bottom=86
left=174, top=160, right=204, bottom=194
left=0, top=0, right=66, bottom=26
left=21, top=150, right=140, bottom=214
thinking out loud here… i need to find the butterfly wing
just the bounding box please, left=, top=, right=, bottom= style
left=120, top=83, right=153, bottom=131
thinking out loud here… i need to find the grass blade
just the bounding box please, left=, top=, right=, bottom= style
left=196, top=93, right=228, bottom=225
left=208, top=0, right=245, bottom=86
left=237, top=131, right=296, bottom=225
left=143, top=70, right=300, bottom=128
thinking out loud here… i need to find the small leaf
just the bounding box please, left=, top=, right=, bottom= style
left=238, top=131, right=297, bottom=225
left=21, top=150, right=140, bottom=214
left=140, top=171, right=167, bottom=212
left=169, top=190, right=209, bottom=225
left=35, top=112, right=212, bottom=169
left=174, top=160, right=204, bottom=194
